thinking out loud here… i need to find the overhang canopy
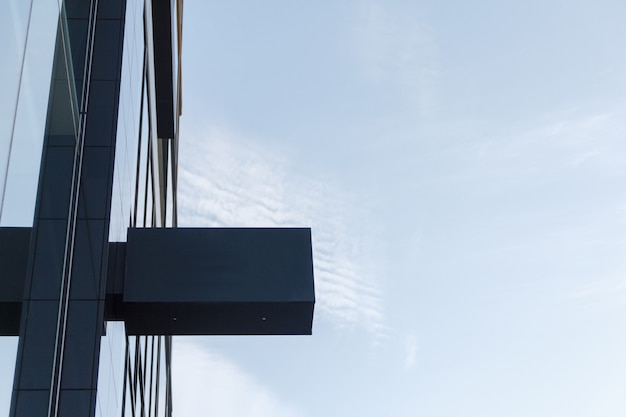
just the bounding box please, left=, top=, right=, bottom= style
left=0, top=227, right=315, bottom=336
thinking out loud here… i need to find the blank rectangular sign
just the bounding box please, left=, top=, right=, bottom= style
left=123, top=228, right=315, bottom=335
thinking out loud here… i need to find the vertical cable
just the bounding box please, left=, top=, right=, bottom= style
left=136, top=337, right=147, bottom=417
left=121, top=336, right=131, bottom=417
left=147, top=336, right=155, bottom=417
left=154, top=336, right=161, bottom=417
left=127, top=336, right=137, bottom=417
left=142, top=143, right=151, bottom=227
left=132, top=46, right=148, bottom=228
left=165, top=336, right=172, bottom=417
left=150, top=146, right=156, bottom=228
left=137, top=336, right=148, bottom=417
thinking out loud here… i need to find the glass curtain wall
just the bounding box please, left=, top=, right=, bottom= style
left=0, top=0, right=62, bottom=227
left=0, top=0, right=179, bottom=415
left=98, top=0, right=180, bottom=415
left=0, top=1, right=69, bottom=415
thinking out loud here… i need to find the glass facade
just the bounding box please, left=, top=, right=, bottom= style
left=100, top=0, right=178, bottom=415
left=0, top=2, right=65, bottom=415
left=0, top=0, right=59, bottom=226
left=1, top=0, right=182, bottom=416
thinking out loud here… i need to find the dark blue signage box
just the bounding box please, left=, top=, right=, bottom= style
left=123, top=228, right=315, bottom=335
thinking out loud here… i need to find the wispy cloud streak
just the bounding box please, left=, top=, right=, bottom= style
left=178, top=126, right=385, bottom=335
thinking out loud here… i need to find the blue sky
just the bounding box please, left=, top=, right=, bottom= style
left=3, top=0, right=626, bottom=416
left=173, top=1, right=626, bottom=416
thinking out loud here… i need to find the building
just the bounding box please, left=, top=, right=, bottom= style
left=1, top=0, right=181, bottom=415
left=0, top=1, right=314, bottom=416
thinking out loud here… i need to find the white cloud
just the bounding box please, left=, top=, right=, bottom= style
left=173, top=339, right=305, bottom=417
left=178, top=126, right=385, bottom=335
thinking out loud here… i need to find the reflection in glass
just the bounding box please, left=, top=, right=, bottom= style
left=0, top=0, right=64, bottom=227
